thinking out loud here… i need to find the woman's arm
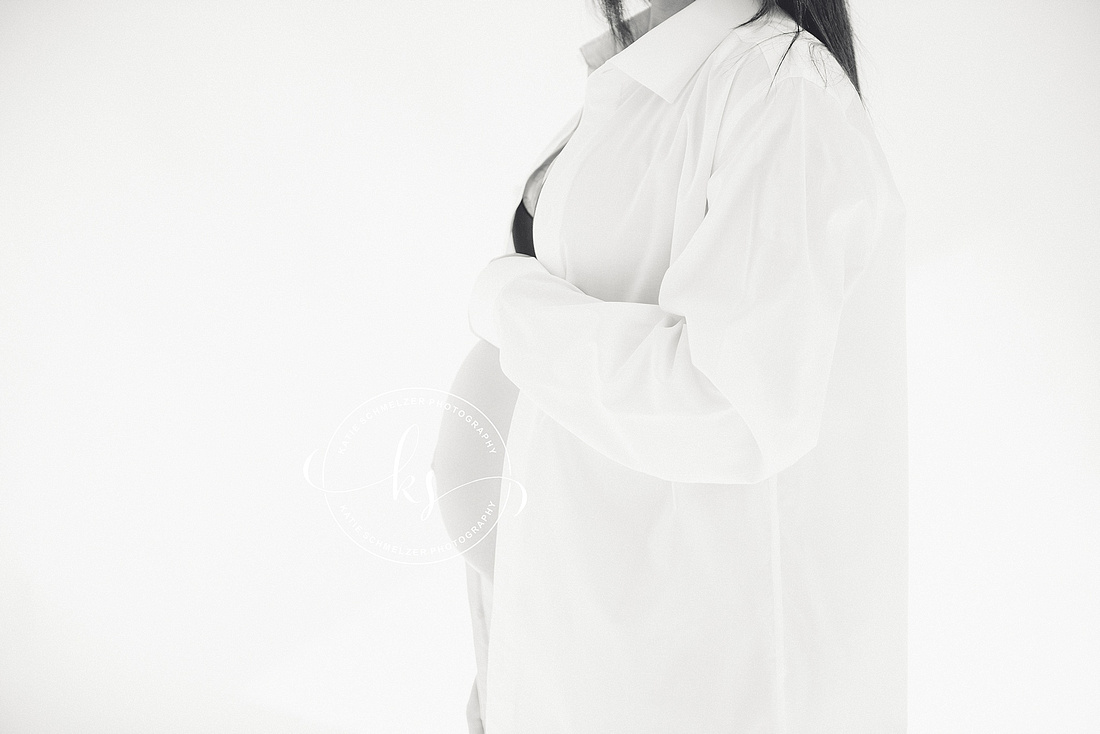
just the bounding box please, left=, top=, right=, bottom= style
left=469, top=75, right=904, bottom=485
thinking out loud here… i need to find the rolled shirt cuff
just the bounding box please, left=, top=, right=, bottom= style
left=468, top=253, right=544, bottom=348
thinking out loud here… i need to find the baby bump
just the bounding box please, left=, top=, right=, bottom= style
left=432, top=339, right=519, bottom=580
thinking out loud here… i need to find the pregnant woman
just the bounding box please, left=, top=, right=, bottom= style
left=434, top=0, right=908, bottom=731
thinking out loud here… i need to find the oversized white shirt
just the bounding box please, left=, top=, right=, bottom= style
left=465, top=1, right=908, bottom=731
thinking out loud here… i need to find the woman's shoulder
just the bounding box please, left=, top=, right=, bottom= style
left=708, top=8, right=859, bottom=111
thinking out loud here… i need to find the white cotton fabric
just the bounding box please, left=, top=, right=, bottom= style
left=466, top=1, right=908, bottom=731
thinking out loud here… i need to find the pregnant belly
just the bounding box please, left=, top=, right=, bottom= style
left=432, top=339, right=519, bottom=580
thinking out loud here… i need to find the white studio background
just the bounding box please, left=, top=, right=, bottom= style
left=0, top=1, right=1096, bottom=733
left=856, top=1, right=1100, bottom=731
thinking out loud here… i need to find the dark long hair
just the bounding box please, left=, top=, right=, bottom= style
left=594, top=0, right=860, bottom=97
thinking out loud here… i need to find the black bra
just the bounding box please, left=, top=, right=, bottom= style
left=511, top=199, right=536, bottom=258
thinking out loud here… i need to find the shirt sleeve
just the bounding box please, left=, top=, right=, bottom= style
left=468, top=74, right=899, bottom=485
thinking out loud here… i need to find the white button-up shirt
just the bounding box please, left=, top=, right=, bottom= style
left=466, top=1, right=908, bottom=731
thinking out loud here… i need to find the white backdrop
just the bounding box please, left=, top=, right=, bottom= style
left=1, top=1, right=1097, bottom=731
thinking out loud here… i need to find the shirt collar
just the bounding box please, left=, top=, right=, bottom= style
left=578, top=0, right=763, bottom=104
